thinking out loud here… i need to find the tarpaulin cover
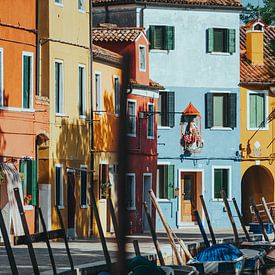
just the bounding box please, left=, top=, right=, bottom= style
left=195, top=244, right=243, bottom=262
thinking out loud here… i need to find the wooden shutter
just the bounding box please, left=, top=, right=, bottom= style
left=228, top=93, right=237, bottom=129
left=55, top=167, right=60, bottom=206
left=168, top=92, right=175, bottom=127
left=149, top=26, right=156, bottom=49
left=165, top=26, right=175, bottom=50
left=31, top=160, right=37, bottom=205
left=23, top=56, right=30, bottom=109
left=167, top=165, right=174, bottom=200
left=205, top=93, right=214, bottom=128
left=228, top=29, right=236, bottom=54
left=207, top=28, right=214, bottom=53
left=19, top=160, right=25, bottom=194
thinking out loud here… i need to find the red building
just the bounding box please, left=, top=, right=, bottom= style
left=93, top=25, right=162, bottom=232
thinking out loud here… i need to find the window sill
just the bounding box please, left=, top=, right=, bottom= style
left=247, top=127, right=268, bottom=131
left=24, top=205, right=34, bottom=211
left=211, top=198, right=232, bottom=202
left=210, top=127, right=233, bottom=131
left=54, top=2, right=64, bottom=7
left=0, top=106, right=35, bottom=113
left=80, top=205, right=88, bottom=209
left=210, top=52, right=232, bottom=56
left=78, top=9, right=85, bottom=13
left=56, top=113, right=69, bottom=118
left=158, top=126, right=172, bottom=130
left=150, top=49, right=172, bottom=53
left=127, top=133, right=137, bottom=138
left=79, top=115, right=87, bottom=120
left=147, top=136, right=154, bottom=140
left=127, top=207, right=136, bottom=211
left=157, top=199, right=171, bottom=202
left=56, top=205, right=65, bottom=209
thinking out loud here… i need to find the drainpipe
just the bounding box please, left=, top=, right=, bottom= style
left=89, top=0, right=94, bottom=237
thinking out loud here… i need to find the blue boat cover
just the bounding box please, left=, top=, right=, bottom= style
left=195, top=244, right=243, bottom=262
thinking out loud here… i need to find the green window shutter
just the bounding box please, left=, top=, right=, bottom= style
left=256, top=94, right=265, bottom=128
left=214, top=169, right=222, bottom=199
left=167, top=91, right=175, bottom=127
left=228, top=93, right=237, bottom=128
left=161, top=92, right=168, bottom=126
left=207, top=28, right=214, bottom=53
left=249, top=94, right=256, bottom=128
left=167, top=165, right=174, bottom=200
left=228, top=29, right=236, bottom=54
left=149, top=26, right=156, bottom=49
left=165, top=26, right=175, bottom=50
left=205, top=93, right=214, bottom=128
left=23, top=56, right=31, bottom=109
left=19, top=160, right=25, bottom=195
left=31, top=160, right=37, bottom=205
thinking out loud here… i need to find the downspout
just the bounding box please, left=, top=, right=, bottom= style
left=89, top=0, right=95, bottom=237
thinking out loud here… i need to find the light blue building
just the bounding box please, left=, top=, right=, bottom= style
left=93, top=0, right=243, bottom=230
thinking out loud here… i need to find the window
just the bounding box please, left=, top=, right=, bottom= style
left=157, top=91, right=175, bottom=127
left=95, top=73, right=101, bottom=113
left=22, top=53, right=33, bottom=109
left=80, top=165, right=88, bottom=207
left=0, top=49, right=3, bottom=107
left=114, top=76, right=120, bottom=115
left=249, top=91, right=267, bottom=129
left=55, top=0, right=63, bottom=5
left=78, top=0, right=85, bottom=11
left=207, top=28, right=236, bottom=54
left=213, top=167, right=231, bottom=200
left=147, top=103, right=154, bottom=138
left=156, top=165, right=174, bottom=199
left=127, top=100, right=136, bottom=136
left=19, top=160, right=37, bottom=205
left=205, top=92, right=236, bottom=128
left=79, top=65, right=86, bottom=117
left=126, top=174, right=135, bottom=209
left=149, top=26, right=175, bottom=50
left=99, top=164, right=108, bottom=199
left=55, top=165, right=64, bottom=207
left=55, top=61, right=64, bottom=114
left=139, top=46, right=146, bottom=71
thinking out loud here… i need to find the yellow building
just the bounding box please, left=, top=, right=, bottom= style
left=240, top=19, right=275, bottom=223
left=92, top=45, right=122, bottom=235
left=39, top=0, right=91, bottom=238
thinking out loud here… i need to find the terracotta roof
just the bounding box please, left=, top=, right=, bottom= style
left=92, top=44, right=122, bottom=64
left=130, top=78, right=164, bottom=90
left=93, top=26, right=144, bottom=43
left=93, top=0, right=242, bottom=8
left=240, top=24, right=275, bottom=84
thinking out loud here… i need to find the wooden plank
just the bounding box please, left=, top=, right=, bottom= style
left=14, top=187, right=40, bottom=274
left=38, top=208, right=57, bottom=275
left=200, top=195, right=216, bottom=245
left=251, top=198, right=269, bottom=242
left=0, top=208, right=19, bottom=275
left=133, top=240, right=141, bottom=256
left=261, top=197, right=275, bottom=239
left=149, top=190, right=184, bottom=265
left=107, top=198, right=119, bottom=243
left=143, top=202, right=165, bottom=265
left=55, top=206, right=75, bottom=272
left=221, top=190, right=239, bottom=246
left=90, top=188, right=112, bottom=271
left=232, top=198, right=251, bottom=242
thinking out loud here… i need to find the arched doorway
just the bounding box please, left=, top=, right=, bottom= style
left=241, top=165, right=274, bottom=224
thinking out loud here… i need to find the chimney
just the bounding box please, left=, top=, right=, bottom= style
left=246, top=20, right=265, bottom=65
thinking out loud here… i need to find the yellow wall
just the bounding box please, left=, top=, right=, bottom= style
left=92, top=59, right=122, bottom=236
left=40, top=0, right=91, bottom=237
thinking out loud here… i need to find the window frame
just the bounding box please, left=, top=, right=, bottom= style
left=139, top=45, right=146, bottom=72
left=55, top=59, right=64, bottom=115
left=54, top=0, right=63, bottom=7
left=212, top=165, right=232, bottom=201
left=113, top=75, right=120, bottom=116
left=127, top=99, right=137, bottom=137
left=126, top=173, right=136, bottom=210
left=247, top=90, right=269, bottom=131
left=78, top=64, right=86, bottom=118
left=22, top=52, right=34, bottom=110
left=147, top=102, right=154, bottom=139
left=55, top=164, right=64, bottom=208
left=94, top=71, right=102, bottom=114
left=78, top=0, right=85, bottom=12
left=0, top=48, right=3, bottom=107
left=80, top=164, right=88, bottom=208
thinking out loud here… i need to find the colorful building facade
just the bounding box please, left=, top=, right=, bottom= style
left=39, top=0, right=91, bottom=238
left=240, top=19, right=275, bottom=223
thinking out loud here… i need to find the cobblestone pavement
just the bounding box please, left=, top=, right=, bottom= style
left=0, top=230, right=239, bottom=274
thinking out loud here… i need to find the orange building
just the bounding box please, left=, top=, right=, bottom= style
left=0, top=0, right=49, bottom=233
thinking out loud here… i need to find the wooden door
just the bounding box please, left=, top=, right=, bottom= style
left=181, top=173, right=196, bottom=222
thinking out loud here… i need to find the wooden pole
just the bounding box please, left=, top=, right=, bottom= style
left=133, top=240, right=141, bottom=256
left=251, top=198, right=269, bottom=242
left=143, top=202, right=165, bottom=265
left=0, top=208, right=19, bottom=275
left=232, top=198, right=251, bottom=242
left=221, top=190, right=239, bottom=246
left=14, top=188, right=40, bottom=274
left=149, top=190, right=184, bottom=265
left=107, top=198, right=119, bottom=243
left=200, top=195, right=216, bottom=245
left=261, top=197, right=275, bottom=240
